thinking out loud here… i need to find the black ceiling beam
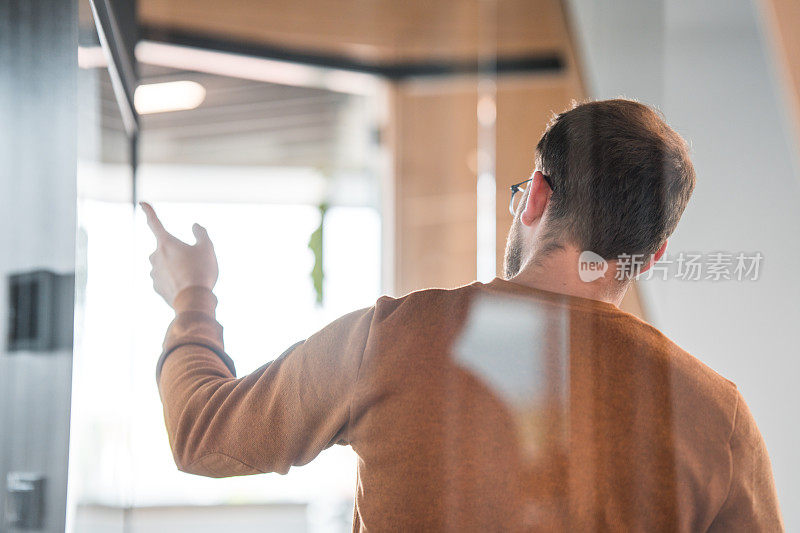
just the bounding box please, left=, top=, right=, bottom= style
left=140, top=25, right=564, bottom=80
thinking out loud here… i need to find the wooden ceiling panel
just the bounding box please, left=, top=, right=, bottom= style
left=139, top=0, right=568, bottom=63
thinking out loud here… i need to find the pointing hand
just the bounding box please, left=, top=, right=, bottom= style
left=141, top=202, right=219, bottom=307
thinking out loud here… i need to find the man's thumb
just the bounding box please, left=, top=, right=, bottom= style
left=192, top=223, right=211, bottom=245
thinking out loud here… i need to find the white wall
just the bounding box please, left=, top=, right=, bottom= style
left=566, top=0, right=800, bottom=528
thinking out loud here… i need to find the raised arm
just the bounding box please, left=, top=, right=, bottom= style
left=142, top=202, right=373, bottom=476
left=157, top=288, right=373, bottom=476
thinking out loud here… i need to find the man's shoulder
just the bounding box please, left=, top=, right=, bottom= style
left=617, top=311, right=739, bottom=424
left=627, top=312, right=735, bottom=386
left=372, top=281, right=483, bottom=316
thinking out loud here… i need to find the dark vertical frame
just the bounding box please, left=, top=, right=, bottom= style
left=89, top=0, right=138, bottom=137
left=89, top=0, right=139, bottom=205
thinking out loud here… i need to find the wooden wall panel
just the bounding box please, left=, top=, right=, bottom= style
left=389, top=82, right=479, bottom=295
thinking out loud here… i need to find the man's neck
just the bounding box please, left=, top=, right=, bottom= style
left=506, top=247, right=628, bottom=307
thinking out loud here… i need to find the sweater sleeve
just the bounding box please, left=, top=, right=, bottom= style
left=708, top=390, right=784, bottom=532
left=156, top=286, right=374, bottom=477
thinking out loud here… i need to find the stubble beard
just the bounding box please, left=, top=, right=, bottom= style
left=503, top=218, right=524, bottom=279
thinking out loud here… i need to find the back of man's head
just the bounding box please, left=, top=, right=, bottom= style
left=537, top=99, right=696, bottom=260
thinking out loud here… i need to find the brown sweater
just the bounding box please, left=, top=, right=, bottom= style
left=157, top=278, right=783, bottom=532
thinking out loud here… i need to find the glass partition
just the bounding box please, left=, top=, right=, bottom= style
left=62, top=1, right=799, bottom=531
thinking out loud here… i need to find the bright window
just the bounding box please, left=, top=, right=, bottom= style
left=70, top=197, right=381, bottom=529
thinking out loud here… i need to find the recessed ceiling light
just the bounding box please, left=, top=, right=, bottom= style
left=134, top=80, right=206, bottom=115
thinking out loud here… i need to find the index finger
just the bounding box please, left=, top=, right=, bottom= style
left=140, top=202, right=171, bottom=242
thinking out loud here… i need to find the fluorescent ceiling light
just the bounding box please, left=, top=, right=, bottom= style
left=136, top=41, right=380, bottom=96
left=134, top=80, right=206, bottom=114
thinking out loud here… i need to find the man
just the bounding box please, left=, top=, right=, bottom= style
left=144, top=99, right=783, bottom=531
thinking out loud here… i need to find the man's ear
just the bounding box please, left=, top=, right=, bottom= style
left=640, top=240, right=668, bottom=273
left=521, top=170, right=552, bottom=227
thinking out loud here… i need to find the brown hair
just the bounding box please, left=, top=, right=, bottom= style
left=536, top=99, right=696, bottom=260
